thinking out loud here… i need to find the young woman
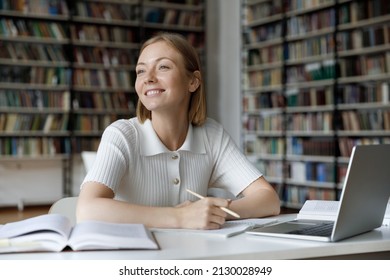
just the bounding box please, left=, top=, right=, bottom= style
left=76, top=33, right=280, bottom=229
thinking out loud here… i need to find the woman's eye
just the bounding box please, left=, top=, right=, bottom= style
left=136, top=69, right=144, bottom=75
left=159, top=65, right=169, bottom=70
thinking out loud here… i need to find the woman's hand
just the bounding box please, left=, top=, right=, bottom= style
left=174, top=197, right=229, bottom=230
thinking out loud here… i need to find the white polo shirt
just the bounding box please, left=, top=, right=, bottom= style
left=82, top=117, right=262, bottom=207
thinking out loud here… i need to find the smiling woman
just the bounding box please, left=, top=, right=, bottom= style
left=76, top=32, right=280, bottom=230
left=135, top=33, right=205, bottom=130
left=134, top=37, right=202, bottom=151
left=134, top=39, right=200, bottom=148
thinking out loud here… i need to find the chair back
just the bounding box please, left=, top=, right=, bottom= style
left=81, top=151, right=97, bottom=172
left=49, top=197, right=78, bottom=226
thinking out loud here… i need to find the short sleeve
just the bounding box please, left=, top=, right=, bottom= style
left=206, top=120, right=263, bottom=196
left=81, top=120, right=135, bottom=193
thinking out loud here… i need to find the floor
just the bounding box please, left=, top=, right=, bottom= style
left=0, top=205, right=51, bottom=224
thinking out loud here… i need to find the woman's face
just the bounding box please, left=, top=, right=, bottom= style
left=135, top=41, right=196, bottom=117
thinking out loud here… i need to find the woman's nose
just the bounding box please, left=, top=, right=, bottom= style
left=144, top=70, right=157, bottom=83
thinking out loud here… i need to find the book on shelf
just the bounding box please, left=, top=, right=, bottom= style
left=71, top=25, right=135, bottom=43
left=301, top=60, right=335, bottom=81
left=0, top=113, right=68, bottom=133
left=348, top=0, right=390, bottom=21
left=4, top=113, right=17, bottom=132
left=289, top=161, right=306, bottom=182
left=297, top=200, right=390, bottom=226
left=286, top=137, right=335, bottom=157
left=75, top=1, right=137, bottom=21
left=0, top=214, right=158, bottom=253
left=8, top=20, right=66, bottom=39
left=72, top=69, right=131, bottom=89
left=164, top=9, right=178, bottom=25
left=144, top=7, right=202, bottom=27
left=287, top=34, right=334, bottom=60
left=284, top=188, right=335, bottom=209
left=0, top=137, right=69, bottom=156
left=338, top=82, right=390, bottom=104
left=152, top=218, right=278, bottom=238
left=0, top=0, right=69, bottom=16
left=288, top=112, right=333, bottom=131
left=0, top=114, right=6, bottom=131
left=339, top=54, right=387, bottom=78
left=341, top=110, right=389, bottom=131
left=286, top=8, right=335, bottom=36
left=244, top=0, right=283, bottom=24
left=289, top=161, right=334, bottom=183
left=338, top=137, right=390, bottom=158
left=24, top=89, right=43, bottom=107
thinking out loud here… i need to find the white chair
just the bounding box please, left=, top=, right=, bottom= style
left=48, top=151, right=97, bottom=226
left=81, top=151, right=97, bottom=172
left=49, top=196, right=78, bottom=226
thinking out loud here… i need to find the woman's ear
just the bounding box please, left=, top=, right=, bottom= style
left=189, top=70, right=201, bottom=93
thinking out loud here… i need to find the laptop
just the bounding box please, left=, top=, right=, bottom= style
left=247, top=144, right=390, bottom=242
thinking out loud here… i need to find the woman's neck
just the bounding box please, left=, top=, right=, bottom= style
left=151, top=116, right=189, bottom=151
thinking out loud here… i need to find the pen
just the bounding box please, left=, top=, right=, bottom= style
left=186, top=189, right=241, bottom=218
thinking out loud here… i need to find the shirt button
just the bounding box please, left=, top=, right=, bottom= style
left=172, top=154, right=179, bottom=160
left=173, top=178, right=180, bottom=185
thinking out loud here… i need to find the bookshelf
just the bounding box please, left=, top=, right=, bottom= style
left=0, top=0, right=206, bottom=204
left=241, top=0, right=390, bottom=209
left=69, top=0, right=140, bottom=153
left=141, top=0, right=206, bottom=69
left=241, top=0, right=285, bottom=208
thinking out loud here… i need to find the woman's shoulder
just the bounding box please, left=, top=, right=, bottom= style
left=198, top=118, right=228, bottom=144
left=108, top=117, right=135, bottom=129
left=201, top=118, right=225, bottom=135
left=202, top=118, right=223, bottom=130
left=104, top=117, right=139, bottom=139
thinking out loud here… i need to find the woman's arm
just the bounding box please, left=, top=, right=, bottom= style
left=76, top=181, right=231, bottom=229
left=227, top=176, right=281, bottom=219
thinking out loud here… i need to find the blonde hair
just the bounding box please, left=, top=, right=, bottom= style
left=136, top=32, right=207, bottom=126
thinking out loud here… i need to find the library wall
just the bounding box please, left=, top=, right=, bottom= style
left=241, top=0, right=390, bottom=209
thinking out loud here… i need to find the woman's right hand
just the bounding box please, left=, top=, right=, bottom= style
left=175, top=197, right=229, bottom=230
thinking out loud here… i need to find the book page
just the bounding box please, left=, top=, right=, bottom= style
left=67, top=221, right=158, bottom=251
left=297, top=200, right=339, bottom=220
left=0, top=231, right=68, bottom=253
left=299, top=200, right=339, bottom=214
left=0, top=214, right=72, bottom=239
left=0, top=214, right=72, bottom=253
left=298, top=199, right=390, bottom=225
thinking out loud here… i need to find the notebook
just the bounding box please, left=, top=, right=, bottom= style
left=247, top=144, right=390, bottom=242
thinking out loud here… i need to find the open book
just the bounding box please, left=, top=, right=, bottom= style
left=152, top=218, right=278, bottom=238
left=0, top=214, right=158, bottom=253
left=297, top=200, right=390, bottom=226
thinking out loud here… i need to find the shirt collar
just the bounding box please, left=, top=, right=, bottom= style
left=137, top=119, right=206, bottom=156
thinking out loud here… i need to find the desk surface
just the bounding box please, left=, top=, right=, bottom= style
left=1, top=214, right=390, bottom=260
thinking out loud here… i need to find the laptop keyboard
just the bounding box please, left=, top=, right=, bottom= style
left=287, top=222, right=334, bottom=237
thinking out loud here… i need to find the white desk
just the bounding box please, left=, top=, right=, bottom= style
left=1, top=214, right=390, bottom=260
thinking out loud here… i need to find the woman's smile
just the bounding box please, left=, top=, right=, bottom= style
left=145, top=89, right=165, bottom=97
